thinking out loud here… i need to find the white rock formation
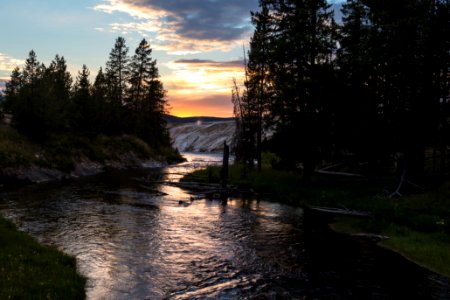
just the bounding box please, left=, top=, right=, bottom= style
left=169, top=121, right=235, bottom=152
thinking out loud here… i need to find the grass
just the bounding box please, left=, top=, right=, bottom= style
left=182, top=162, right=450, bottom=278
left=0, top=124, right=183, bottom=172
left=0, top=125, right=40, bottom=167
left=332, top=217, right=450, bottom=277
left=0, top=216, right=86, bottom=299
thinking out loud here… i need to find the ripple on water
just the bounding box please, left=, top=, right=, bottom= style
left=0, top=152, right=449, bottom=299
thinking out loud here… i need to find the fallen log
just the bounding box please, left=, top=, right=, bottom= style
left=315, top=169, right=363, bottom=177
left=308, top=205, right=371, bottom=217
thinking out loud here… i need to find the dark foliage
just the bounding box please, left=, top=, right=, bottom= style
left=234, top=0, right=449, bottom=185
left=2, top=37, right=172, bottom=150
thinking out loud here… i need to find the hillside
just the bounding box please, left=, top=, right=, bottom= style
left=0, top=123, right=181, bottom=183
left=169, top=120, right=235, bottom=152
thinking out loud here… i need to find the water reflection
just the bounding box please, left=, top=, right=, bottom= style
left=0, top=152, right=449, bottom=299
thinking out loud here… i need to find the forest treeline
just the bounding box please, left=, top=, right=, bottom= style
left=233, top=0, right=449, bottom=184
left=1, top=37, right=171, bottom=150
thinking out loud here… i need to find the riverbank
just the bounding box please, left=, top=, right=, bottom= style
left=0, top=125, right=183, bottom=298
left=0, top=216, right=86, bottom=299
left=181, top=164, right=450, bottom=278
left=0, top=124, right=183, bottom=184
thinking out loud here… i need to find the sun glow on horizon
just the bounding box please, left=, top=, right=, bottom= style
left=168, top=94, right=235, bottom=118
left=164, top=58, right=245, bottom=117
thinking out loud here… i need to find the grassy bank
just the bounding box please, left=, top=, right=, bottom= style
left=0, top=124, right=183, bottom=173
left=182, top=163, right=450, bottom=278
left=332, top=217, right=450, bottom=277
left=0, top=216, right=86, bottom=299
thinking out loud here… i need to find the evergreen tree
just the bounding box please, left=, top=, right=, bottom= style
left=106, top=36, right=129, bottom=105
left=336, top=0, right=379, bottom=169
left=105, top=37, right=129, bottom=133
left=362, top=0, right=439, bottom=181
left=73, top=65, right=91, bottom=100
left=21, top=50, right=41, bottom=86
left=72, top=65, right=94, bottom=134
left=128, top=39, right=155, bottom=112
left=246, top=1, right=274, bottom=171
left=3, top=37, right=175, bottom=152
left=256, top=0, right=336, bottom=176
left=10, top=50, right=46, bottom=137
left=35, top=55, right=73, bottom=135
left=128, top=39, right=169, bottom=146
left=3, top=67, right=22, bottom=113
left=92, top=67, right=109, bottom=134
left=428, top=0, right=450, bottom=175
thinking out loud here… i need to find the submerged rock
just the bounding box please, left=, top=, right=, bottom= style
left=2, top=166, right=66, bottom=183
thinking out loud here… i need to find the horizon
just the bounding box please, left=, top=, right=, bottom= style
left=0, top=0, right=343, bottom=117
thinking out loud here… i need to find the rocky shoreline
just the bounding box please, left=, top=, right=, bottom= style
left=0, top=153, right=166, bottom=184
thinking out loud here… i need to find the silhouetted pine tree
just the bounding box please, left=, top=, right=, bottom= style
left=72, top=65, right=96, bottom=134
left=9, top=51, right=73, bottom=139
left=267, top=0, right=336, bottom=177
left=11, top=51, right=42, bottom=136
left=128, top=39, right=169, bottom=147
left=428, top=0, right=450, bottom=176
left=336, top=0, right=380, bottom=171
left=105, top=37, right=129, bottom=134
left=91, top=67, right=109, bottom=134
left=247, top=1, right=274, bottom=171
left=128, top=39, right=155, bottom=111
left=43, top=55, right=72, bottom=132
left=3, top=67, right=22, bottom=113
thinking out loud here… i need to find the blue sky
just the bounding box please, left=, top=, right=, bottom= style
left=0, top=0, right=343, bottom=116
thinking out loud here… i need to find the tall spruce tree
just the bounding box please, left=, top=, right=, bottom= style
left=39, top=55, right=72, bottom=134
left=10, top=51, right=45, bottom=137
left=247, top=1, right=274, bottom=171
left=92, top=67, right=109, bottom=134
left=3, top=67, right=22, bottom=113
left=268, top=0, right=336, bottom=176
left=128, top=39, right=155, bottom=112
left=336, top=0, right=378, bottom=167
left=72, top=65, right=94, bottom=134
left=362, top=0, right=436, bottom=181
left=105, top=37, right=129, bottom=133
left=127, top=39, right=169, bottom=146
left=428, top=0, right=450, bottom=175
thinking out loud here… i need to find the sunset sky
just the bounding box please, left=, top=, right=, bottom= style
left=0, top=0, right=342, bottom=117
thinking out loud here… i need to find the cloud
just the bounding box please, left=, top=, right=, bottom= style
left=0, top=53, right=23, bottom=73
left=173, top=59, right=245, bottom=68
left=94, top=0, right=258, bottom=54
left=164, top=58, right=245, bottom=95
left=163, top=58, right=245, bottom=116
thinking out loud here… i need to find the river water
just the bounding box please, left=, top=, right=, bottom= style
left=0, top=152, right=449, bottom=299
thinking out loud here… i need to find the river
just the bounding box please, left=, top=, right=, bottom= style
left=0, top=152, right=449, bottom=299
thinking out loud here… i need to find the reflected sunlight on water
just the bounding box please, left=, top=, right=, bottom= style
left=1, top=152, right=449, bottom=299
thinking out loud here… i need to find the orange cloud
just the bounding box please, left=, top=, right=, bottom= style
left=164, top=59, right=245, bottom=95
left=93, top=0, right=254, bottom=116
left=162, top=59, right=245, bottom=117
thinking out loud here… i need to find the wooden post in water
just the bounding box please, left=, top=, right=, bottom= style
left=220, top=141, right=230, bottom=191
